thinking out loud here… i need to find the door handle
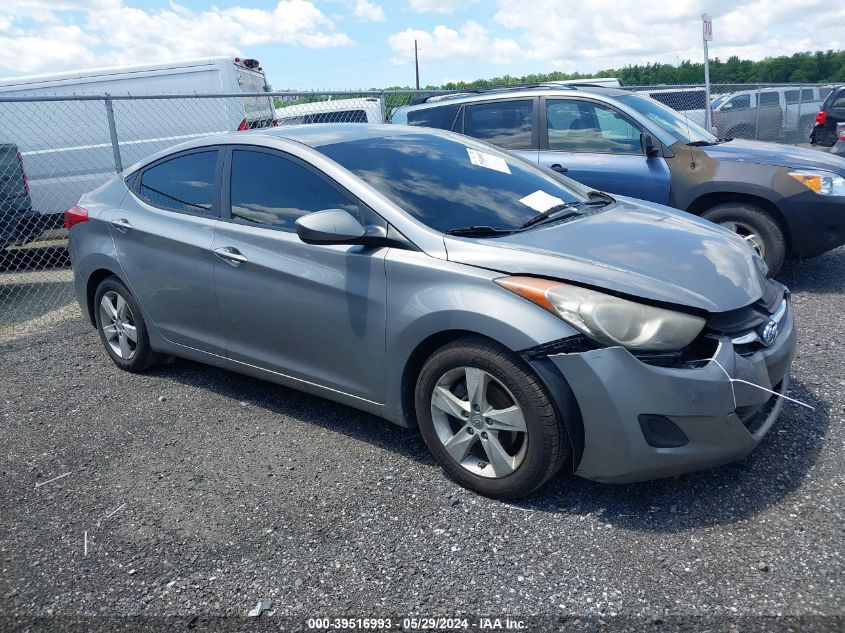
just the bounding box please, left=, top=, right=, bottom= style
left=213, top=246, right=248, bottom=266
left=110, top=218, right=133, bottom=232
left=550, top=164, right=568, bottom=174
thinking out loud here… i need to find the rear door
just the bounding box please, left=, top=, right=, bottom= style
left=211, top=146, right=388, bottom=402
left=452, top=98, right=539, bottom=163
left=537, top=97, right=670, bottom=203
left=114, top=147, right=225, bottom=353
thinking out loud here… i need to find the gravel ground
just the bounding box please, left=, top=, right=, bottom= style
left=0, top=248, right=843, bottom=632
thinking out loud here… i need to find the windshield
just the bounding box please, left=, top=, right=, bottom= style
left=317, top=133, right=582, bottom=233
left=619, top=94, right=718, bottom=144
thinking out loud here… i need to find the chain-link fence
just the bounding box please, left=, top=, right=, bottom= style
left=0, top=83, right=836, bottom=332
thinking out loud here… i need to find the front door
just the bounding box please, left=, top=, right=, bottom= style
left=537, top=97, right=671, bottom=204
left=211, top=147, right=388, bottom=402
left=111, top=148, right=225, bottom=354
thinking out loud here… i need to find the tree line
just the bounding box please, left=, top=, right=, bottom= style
left=412, top=50, right=845, bottom=90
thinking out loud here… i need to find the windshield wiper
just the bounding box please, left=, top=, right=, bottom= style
left=585, top=190, right=615, bottom=206
left=518, top=203, right=582, bottom=230
left=445, top=225, right=516, bottom=237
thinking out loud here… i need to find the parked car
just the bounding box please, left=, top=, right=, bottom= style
left=712, top=86, right=823, bottom=141
left=0, top=56, right=276, bottom=233
left=392, top=85, right=845, bottom=274
left=0, top=142, right=35, bottom=249
left=275, top=97, right=383, bottom=125
left=810, top=85, right=845, bottom=147
left=67, top=124, right=797, bottom=498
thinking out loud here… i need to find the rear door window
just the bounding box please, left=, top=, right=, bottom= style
left=759, top=92, right=780, bottom=107
left=461, top=99, right=535, bottom=149
left=406, top=104, right=460, bottom=130
left=784, top=90, right=800, bottom=105
left=138, top=150, right=219, bottom=215
left=801, top=88, right=816, bottom=102
left=228, top=149, right=364, bottom=231
left=546, top=99, right=642, bottom=154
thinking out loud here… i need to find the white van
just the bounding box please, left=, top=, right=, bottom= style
left=275, top=97, right=384, bottom=125
left=0, top=57, right=276, bottom=224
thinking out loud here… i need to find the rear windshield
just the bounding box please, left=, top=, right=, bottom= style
left=317, top=133, right=581, bottom=233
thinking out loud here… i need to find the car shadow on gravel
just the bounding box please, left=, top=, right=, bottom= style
left=149, top=358, right=438, bottom=466
left=153, top=358, right=830, bottom=531
left=514, top=377, right=831, bottom=531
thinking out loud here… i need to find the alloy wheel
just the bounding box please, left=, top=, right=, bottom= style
left=99, top=290, right=137, bottom=360
left=720, top=219, right=766, bottom=258
left=430, top=366, right=528, bottom=479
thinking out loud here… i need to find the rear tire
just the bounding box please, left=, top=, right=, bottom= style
left=702, top=202, right=786, bottom=275
left=414, top=337, right=570, bottom=499
left=93, top=277, right=162, bottom=372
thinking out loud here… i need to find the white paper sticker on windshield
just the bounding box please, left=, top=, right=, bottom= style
left=519, top=190, right=565, bottom=213
left=466, top=148, right=511, bottom=174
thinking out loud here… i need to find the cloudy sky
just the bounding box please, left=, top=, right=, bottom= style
left=0, top=0, right=842, bottom=89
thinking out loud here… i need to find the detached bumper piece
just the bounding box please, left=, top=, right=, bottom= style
left=548, top=298, right=797, bottom=483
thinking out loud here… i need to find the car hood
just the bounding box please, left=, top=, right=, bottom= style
left=701, top=138, right=845, bottom=174
left=444, top=199, right=768, bottom=313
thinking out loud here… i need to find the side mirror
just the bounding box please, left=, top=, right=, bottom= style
left=640, top=133, right=660, bottom=157
left=296, top=209, right=366, bottom=245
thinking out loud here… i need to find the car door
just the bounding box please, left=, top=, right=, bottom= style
left=211, top=146, right=388, bottom=402
left=453, top=98, right=539, bottom=163
left=113, top=147, right=225, bottom=354
left=537, top=97, right=670, bottom=203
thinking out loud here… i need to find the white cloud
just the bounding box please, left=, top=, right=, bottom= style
left=388, top=21, right=521, bottom=65
left=0, top=0, right=353, bottom=75
left=353, top=0, right=386, bottom=22
left=408, top=0, right=478, bottom=14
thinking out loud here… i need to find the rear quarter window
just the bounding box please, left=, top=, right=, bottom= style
left=406, top=104, right=460, bottom=130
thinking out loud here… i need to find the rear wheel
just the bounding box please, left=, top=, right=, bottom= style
left=702, top=202, right=786, bottom=275
left=414, top=337, right=570, bottom=499
left=94, top=277, right=161, bottom=372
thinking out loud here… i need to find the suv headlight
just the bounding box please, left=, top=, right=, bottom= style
left=496, top=276, right=705, bottom=351
left=788, top=169, right=845, bottom=196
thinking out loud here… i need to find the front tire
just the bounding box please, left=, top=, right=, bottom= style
left=414, top=337, right=570, bottom=499
left=93, top=277, right=161, bottom=372
left=702, top=202, right=786, bottom=275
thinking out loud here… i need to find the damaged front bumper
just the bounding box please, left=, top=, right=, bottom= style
left=544, top=299, right=797, bottom=483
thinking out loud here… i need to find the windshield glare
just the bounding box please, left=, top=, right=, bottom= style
left=619, top=94, right=718, bottom=144
left=318, top=133, right=582, bottom=234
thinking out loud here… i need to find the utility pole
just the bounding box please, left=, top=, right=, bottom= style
left=414, top=39, right=420, bottom=90
left=702, top=13, right=713, bottom=132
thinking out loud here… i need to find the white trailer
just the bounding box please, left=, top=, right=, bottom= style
left=0, top=57, right=276, bottom=224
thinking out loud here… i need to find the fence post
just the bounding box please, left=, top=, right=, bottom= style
left=104, top=94, right=123, bottom=174
left=754, top=87, right=762, bottom=140
left=379, top=91, right=387, bottom=123
left=795, top=87, right=803, bottom=146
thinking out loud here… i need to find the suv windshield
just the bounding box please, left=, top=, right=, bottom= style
left=618, top=94, right=718, bottom=145
left=317, top=133, right=582, bottom=234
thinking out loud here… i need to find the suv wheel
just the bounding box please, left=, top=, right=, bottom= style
left=94, top=277, right=162, bottom=372
left=702, top=202, right=786, bottom=275
left=414, top=337, right=570, bottom=499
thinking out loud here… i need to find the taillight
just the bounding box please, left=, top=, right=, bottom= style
left=839, top=126, right=845, bottom=141
left=271, top=119, right=279, bottom=127
left=816, top=110, right=827, bottom=126
left=710, top=111, right=716, bottom=127
left=64, top=205, right=89, bottom=230
left=16, top=151, right=29, bottom=195
left=237, top=118, right=248, bottom=132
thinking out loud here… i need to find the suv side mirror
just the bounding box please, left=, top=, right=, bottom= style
left=640, top=133, right=660, bottom=157
left=296, top=209, right=366, bottom=245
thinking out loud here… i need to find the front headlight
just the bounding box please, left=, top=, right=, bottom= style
left=787, top=169, right=845, bottom=196
left=496, top=276, right=705, bottom=351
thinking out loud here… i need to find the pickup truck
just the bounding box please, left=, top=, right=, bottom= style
left=712, top=86, right=826, bottom=141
